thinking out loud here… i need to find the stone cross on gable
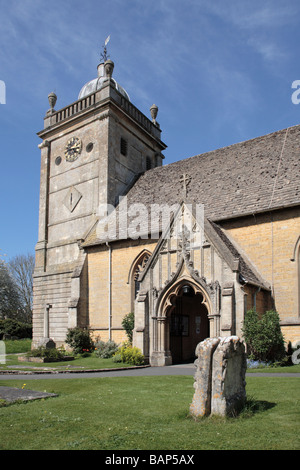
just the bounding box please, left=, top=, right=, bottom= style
left=180, top=173, right=191, bottom=197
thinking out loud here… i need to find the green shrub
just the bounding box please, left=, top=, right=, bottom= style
left=118, top=343, right=145, bottom=365
left=29, top=347, right=66, bottom=361
left=95, top=340, right=119, bottom=358
left=80, top=351, right=92, bottom=357
left=112, top=353, right=122, bottom=363
left=65, top=327, right=95, bottom=355
left=121, top=312, right=134, bottom=344
left=242, top=309, right=286, bottom=362
left=0, top=318, right=32, bottom=339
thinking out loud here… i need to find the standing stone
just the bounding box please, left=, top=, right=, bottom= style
left=211, top=336, right=247, bottom=416
left=189, top=337, right=220, bottom=417
left=190, top=336, right=247, bottom=418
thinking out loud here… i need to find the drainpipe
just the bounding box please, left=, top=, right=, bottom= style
left=253, top=286, right=261, bottom=311
left=106, top=242, right=112, bottom=340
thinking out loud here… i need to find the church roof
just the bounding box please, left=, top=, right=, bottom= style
left=124, top=123, right=300, bottom=221
left=82, top=122, right=300, bottom=289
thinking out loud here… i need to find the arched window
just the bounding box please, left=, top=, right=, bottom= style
left=291, top=236, right=300, bottom=318
left=128, top=250, right=151, bottom=310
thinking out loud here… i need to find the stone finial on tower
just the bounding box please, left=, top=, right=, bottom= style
left=150, top=104, right=158, bottom=125
left=47, top=92, right=57, bottom=115
left=100, top=35, right=114, bottom=80
left=104, top=59, right=114, bottom=79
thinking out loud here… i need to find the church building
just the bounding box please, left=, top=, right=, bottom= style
left=32, top=53, right=300, bottom=365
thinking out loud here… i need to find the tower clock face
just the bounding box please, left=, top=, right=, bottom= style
left=65, top=137, right=82, bottom=162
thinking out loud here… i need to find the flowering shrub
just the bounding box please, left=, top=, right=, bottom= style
left=246, top=359, right=271, bottom=369
left=116, top=343, right=145, bottom=366
left=95, top=340, right=119, bottom=358
left=65, top=327, right=95, bottom=355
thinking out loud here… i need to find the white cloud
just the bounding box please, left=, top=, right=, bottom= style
left=247, top=37, right=287, bottom=63
left=203, top=0, right=298, bottom=29
left=201, top=0, right=297, bottom=66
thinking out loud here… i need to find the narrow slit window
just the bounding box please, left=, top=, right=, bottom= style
left=146, top=156, right=152, bottom=170
left=120, top=137, right=128, bottom=156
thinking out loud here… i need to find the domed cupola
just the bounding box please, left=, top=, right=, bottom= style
left=78, top=59, right=130, bottom=101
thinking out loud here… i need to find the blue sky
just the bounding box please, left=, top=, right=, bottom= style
left=1, top=0, right=300, bottom=260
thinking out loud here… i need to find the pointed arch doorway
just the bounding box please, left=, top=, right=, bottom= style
left=167, top=284, right=209, bottom=363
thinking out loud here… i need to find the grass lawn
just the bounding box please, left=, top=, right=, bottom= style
left=3, top=339, right=32, bottom=354
left=1, top=353, right=137, bottom=371
left=1, top=339, right=138, bottom=371
left=3, top=339, right=300, bottom=373
left=247, top=364, right=300, bottom=373
left=0, top=375, right=299, bottom=450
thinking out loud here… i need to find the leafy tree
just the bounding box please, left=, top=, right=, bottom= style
left=0, top=318, right=32, bottom=339
left=0, top=253, right=23, bottom=319
left=9, top=253, right=34, bottom=322
left=242, top=309, right=286, bottom=362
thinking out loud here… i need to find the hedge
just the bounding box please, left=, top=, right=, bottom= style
left=0, top=318, right=32, bottom=339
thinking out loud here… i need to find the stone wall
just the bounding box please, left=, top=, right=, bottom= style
left=86, top=240, right=156, bottom=344
left=221, top=207, right=300, bottom=345
left=32, top=271, right=72, bottom=348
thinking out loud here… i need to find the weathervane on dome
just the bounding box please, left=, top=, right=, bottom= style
left=101, top=35, right=111, bottom=62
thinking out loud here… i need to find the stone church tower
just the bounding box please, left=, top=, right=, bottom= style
left=32, top=56, right=166, bottom=347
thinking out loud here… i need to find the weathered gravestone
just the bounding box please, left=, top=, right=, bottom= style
left=37, top=338, right=56, bottom=349
left=190, top=336, right=247, bottom=418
